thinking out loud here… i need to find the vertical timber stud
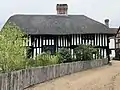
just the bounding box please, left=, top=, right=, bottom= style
left=107, top=35, right=110, bottom=63
left=94, top=34, right=96, bottom=59
left=99, top=34, right=101, bottom=59
left=115, top=36, right=116, bottom=58
left=56, top=36, right=58, bottom=52
left=51, top=36, right=52, bottom=47
left=64, top=36, right=66, bottom=47
left=41, top=36, right=43, bottom=52
left=96, top=34, right=97, bottom=59
left=36, top=36, right=39, bottom=56
left=38, top=35, right=40, bottom=54
left=81, top=35, right=83, bottom=44
left=70, top=35, right=72, bottom=55
left=75, top=34, right=77, bottom=59
left=60, top=36, right=62, bottom=48
left=33, top=36, right=35, bottom=58
left=35, top=36, right=37, bottom=57
left=40, top=36, right=42, bottom=54
left=103, top=34, right=105, bottom=58
left=90, top=35, right=92, bottom=45
left=30, top=36, right=32, bottom=58
left=93, top=34, right=95, bottom=45
left=76, top=34, right=77, bottom=46
left=97, top=34, right=100, bottom=59
left=79, top=34, right=80, bottom=45
left=60, top=36, right=61, bottom=48
left=54, top=35, right=57, bottom=53
left=104, top=34, right=106, bottom=58
left=98, top=34, right=101, bottom=59
left=101, top=34, right=104, bottom=58
left=62, top=36, right=64, bottom=47
left=64, top=36, right=65, bottom=48
left=87, top=35, right=90, bottom=45
left=84, top=35, right=86, bottom=45
left=72, top=35, right=74, bottom=59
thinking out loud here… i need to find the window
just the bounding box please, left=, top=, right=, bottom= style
left=81, top=34, right=94, bottom=40
left=81, top=34, right=95, bottom=45
left=43, top=45, right=55, bottom=54
left=42, top=36, right=56, bottom=54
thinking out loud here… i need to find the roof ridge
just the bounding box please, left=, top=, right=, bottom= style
left=10, top=14, right=86, bottom=17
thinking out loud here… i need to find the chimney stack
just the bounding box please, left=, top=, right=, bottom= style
left=56, top=4, right=68, bottom=15
left=105, top=19, right=109, bottom=27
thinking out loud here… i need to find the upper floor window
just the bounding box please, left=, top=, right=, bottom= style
left=81, top=34, right=95, bottom=40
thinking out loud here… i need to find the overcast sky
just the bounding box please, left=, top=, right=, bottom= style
left=0, top=0, right=120, bottom=29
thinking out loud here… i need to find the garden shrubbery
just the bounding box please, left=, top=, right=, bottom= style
left=0, top=22, right=28, bottom=73
left=74, top=45, right=100, bottom=61
left=56, top=48, right=72, bottom=63
left=29, top=48, right=72, bottom=67
left=35, top=52, right=59, bottom=66
left=0, top=22, right=100, bottom=73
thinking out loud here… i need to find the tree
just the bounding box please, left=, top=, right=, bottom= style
left=0, top=22, right=28, bottom=72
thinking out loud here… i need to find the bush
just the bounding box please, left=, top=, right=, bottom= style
left=25, top=58, right=36, bottom=68
left=49, top=55, right=59, bottom=65
left=57, top=48, right=72, bottom=63
left=0, top=22, right=28, bottom=73
left=34, top=52, right=59, bottom=67
left=74, top=45, right=100, bottom=61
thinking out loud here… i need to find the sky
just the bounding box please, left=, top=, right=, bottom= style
left=0, top=0, right=120, bottom=29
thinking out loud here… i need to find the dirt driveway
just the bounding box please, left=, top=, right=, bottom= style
left=25, top=60, right=120, bottom=90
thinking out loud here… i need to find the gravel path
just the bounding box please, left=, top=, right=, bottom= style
left=25, top=60, right=120, bottom=90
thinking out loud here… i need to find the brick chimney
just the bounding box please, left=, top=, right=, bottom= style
left=105, top=19, right=109, bottom=27
left=56, top=4, right=68, bottom=15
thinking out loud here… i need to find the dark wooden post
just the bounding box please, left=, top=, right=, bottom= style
left=107, top=37, right=110, bottom=64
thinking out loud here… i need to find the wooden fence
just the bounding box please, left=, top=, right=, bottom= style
left=0, top=59, right=108, bottom=90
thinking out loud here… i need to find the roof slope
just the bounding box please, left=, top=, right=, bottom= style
left=110, top=28, right=118, bottom=34
left=7, top=14, right=112, bottom=35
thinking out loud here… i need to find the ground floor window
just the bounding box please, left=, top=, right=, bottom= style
left=42, top=45, right=56, bottom=54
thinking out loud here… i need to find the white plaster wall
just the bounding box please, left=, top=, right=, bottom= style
left=110, top=50, right=115, bottom=58
left=109, top=39, right=115, bottom=49
left=109, top=39, right=115, bottom=57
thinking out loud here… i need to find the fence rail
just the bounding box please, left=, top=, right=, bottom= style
left=0, top=59, right=108, bottom=90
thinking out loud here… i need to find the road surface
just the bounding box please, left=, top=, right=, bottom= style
left=25, top=60, right=120, bottom=90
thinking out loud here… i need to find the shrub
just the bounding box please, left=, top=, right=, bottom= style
left=49, top=55, right=59, bottom=65
left=57, top=48, right=72, bottom=63
left=74, top=45, right=100, bottom=61
left=35, top=52, right=59, bottom=66
left=0, top=22, right=28, bottom=73
left=26, top=58, right=36, bottom=68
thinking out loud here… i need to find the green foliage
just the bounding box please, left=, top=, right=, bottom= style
left=49, top=55, right=60, bottom=65
left=74, top=45, right=100, bottom=61
left=26, top=48, right=72, bottom=67
left=0, top=22, right=102, bottom=73
left=34, top=52, right=59, bottom=67
left=57, top=48, right=72, bottom=63
left=0, top=22, right=28, bottom=72
left=25, top=58, right=36, bottom=68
